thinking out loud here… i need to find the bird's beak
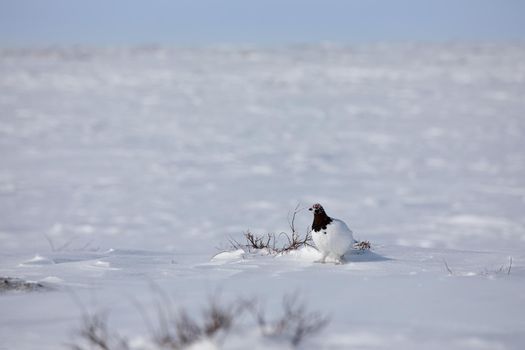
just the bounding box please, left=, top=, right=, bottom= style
left=308, top=207, right=313, bottom=211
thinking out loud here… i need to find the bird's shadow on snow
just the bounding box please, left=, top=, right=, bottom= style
left=344, top=249, right=391, bottom=263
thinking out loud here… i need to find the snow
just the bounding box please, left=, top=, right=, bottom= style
left=210, top=249, right=246, bottom=262
left=1, top=43, right=525, bottom=349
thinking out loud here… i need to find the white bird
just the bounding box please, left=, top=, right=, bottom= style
left=309, top=203, right=356, bottom=264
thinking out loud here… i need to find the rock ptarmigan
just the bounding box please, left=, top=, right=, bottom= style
left=309, top=203, right=356, bottom=264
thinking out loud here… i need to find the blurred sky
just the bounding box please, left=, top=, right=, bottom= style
left=1, top=0, right=525, bottom=46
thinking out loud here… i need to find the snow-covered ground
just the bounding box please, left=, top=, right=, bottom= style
left=1, top=44, right=525, bottom=349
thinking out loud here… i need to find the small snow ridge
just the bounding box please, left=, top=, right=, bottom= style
left=210, top=249, right=245, bottom=263
left=40, top=276, right=64, bottom=284
left=82, top=260, right=120, bottom=271
left=94, top=260, right=111, bottom=268
left=21, top=254, right=55, bottom=266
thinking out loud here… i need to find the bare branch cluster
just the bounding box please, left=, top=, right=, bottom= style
left=72, top=299, right=242, bottom=350
left=255, top=293, right=329, bottom=346
left=1, top=277, right=50, bottom=293
left=235, top=231, right=276, bottom=251
left=229, top=204, right=314, bottom=254
left=155, top=299, right=243, bottom=349
left=230, top=231, right=314, bottom=255
left=353, top=240, right=371, bottom=251
left=443, top=256, right=513, bottom=277
left=71, top=313, right=129, bottom=350
left=45, top=233, right=99, bottom=252
left=480, top=256, right=514, bottom=276
left=71, top=293, right=328, bottom=349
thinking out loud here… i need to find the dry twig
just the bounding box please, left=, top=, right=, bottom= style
left=230, top=205, right=313, bottom=254
left=255, top=293, right=329, bottom=346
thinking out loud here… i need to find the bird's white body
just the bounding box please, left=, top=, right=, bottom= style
left=312, top=218, right=355, bottom=264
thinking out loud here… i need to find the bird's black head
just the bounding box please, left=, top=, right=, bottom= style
left=309, top=203, right=332, bottom=232
left=309, top=203, right=326, bottom=215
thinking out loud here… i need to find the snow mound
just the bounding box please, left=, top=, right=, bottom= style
left=39, top=276, right=64, bottom=284
left=210, top=249, right=245, bottom=263
left=280, top=246, right=321, bottom=262
left=83, top=260, right=120, bottom=271
left=21, top=255, right=55, bottom=266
